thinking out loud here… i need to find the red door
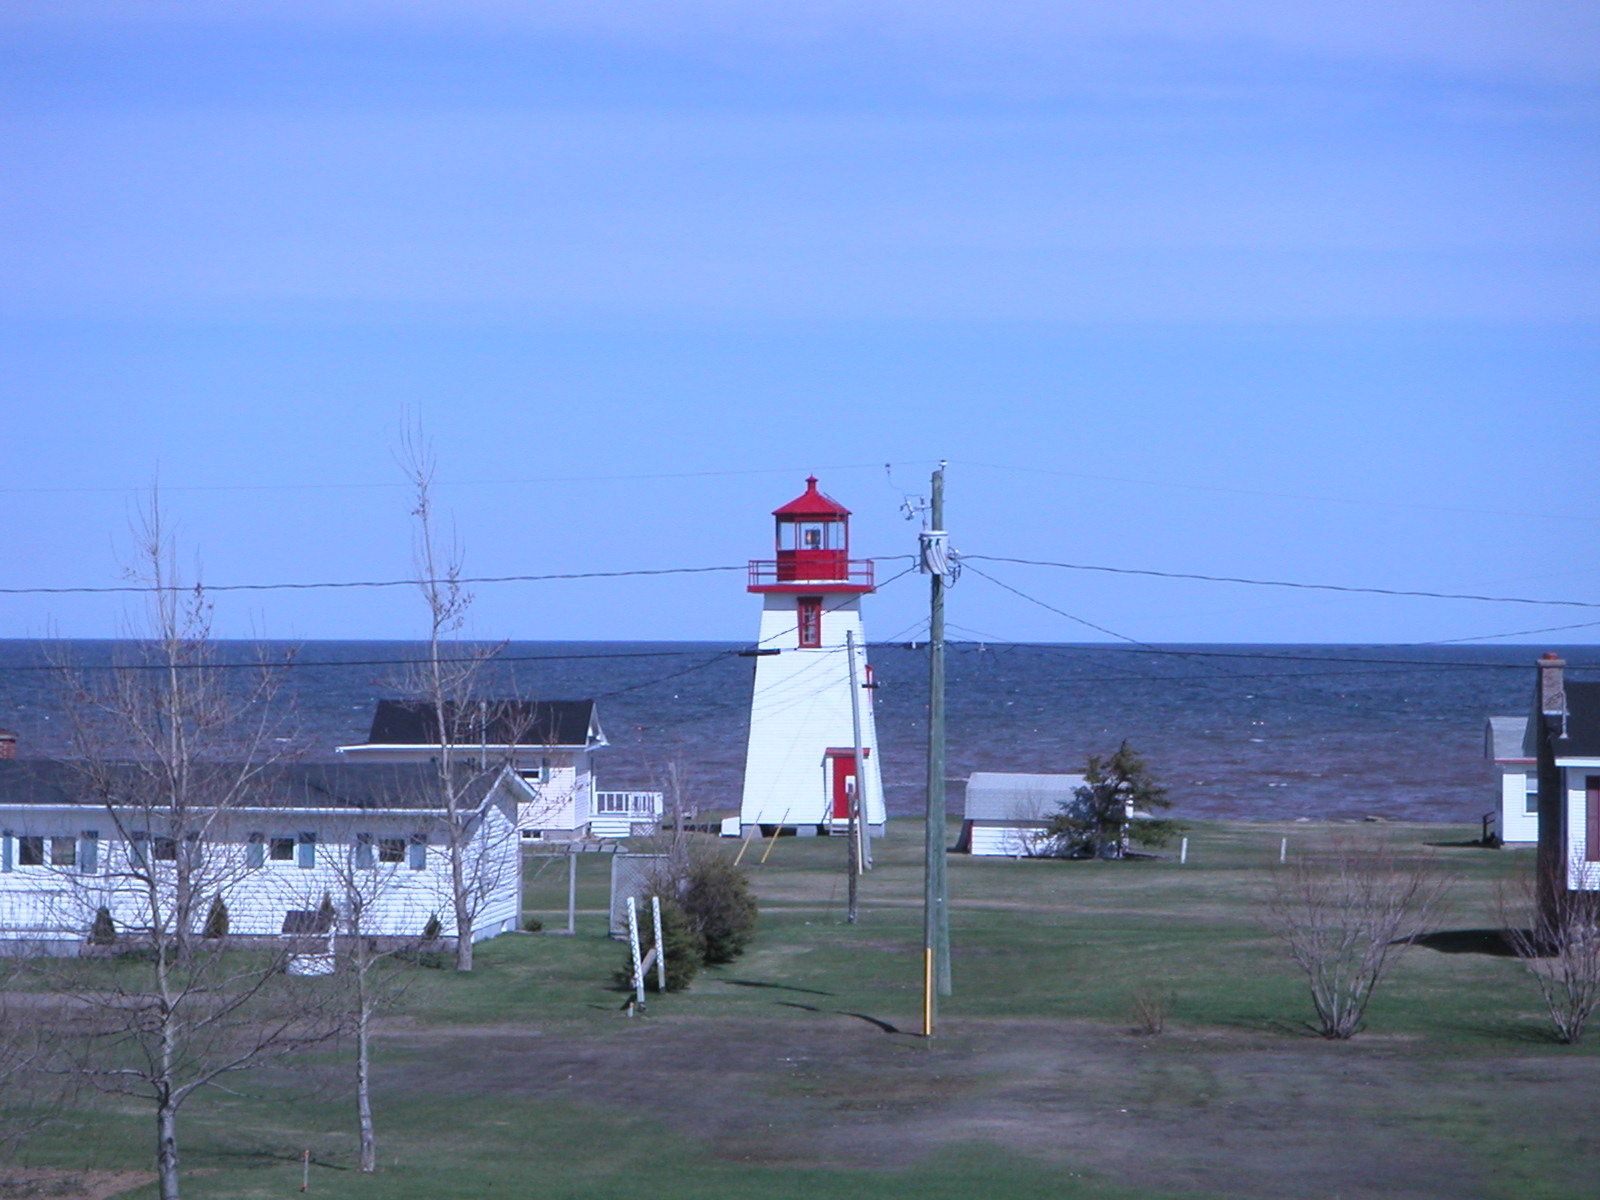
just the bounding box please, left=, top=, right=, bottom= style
left=826, top=748, right=870, bottom=819
left=831, top=753, right=855, bottom=819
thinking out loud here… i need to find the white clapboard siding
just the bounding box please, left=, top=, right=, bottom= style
left=0, top=786, right=523, bottom=945
left=740, top=595, right=884, bottom=829
left=969, top=823, right=1052, bottom=857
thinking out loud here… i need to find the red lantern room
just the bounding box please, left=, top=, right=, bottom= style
left=748, top=477, right=874, bottom=593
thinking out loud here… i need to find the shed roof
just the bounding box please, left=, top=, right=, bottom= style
left=1485, top=716, right=1535, bottom=763
left=364, top=699, right=601, bottom=749
left=964, top=772, right=1085, bottom=822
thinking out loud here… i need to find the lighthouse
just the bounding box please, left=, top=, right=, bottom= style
left=740, top=477, right=886, bottom=837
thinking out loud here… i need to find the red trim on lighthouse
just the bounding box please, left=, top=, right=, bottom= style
left=772, top=476, right=851, bottom=517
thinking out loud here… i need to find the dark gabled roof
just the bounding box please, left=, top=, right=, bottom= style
left=0, top=758, right=500, bottom=812
left=364, top=699, right=597, bottom=748
left=1555, top=681, right=1600, bottom=759
left=0, top=759, right=80, bottom=806
left=256, top=762, right=499, bottom=811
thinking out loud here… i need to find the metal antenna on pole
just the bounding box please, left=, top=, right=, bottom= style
left=921, top=461, right=953, bottom=1035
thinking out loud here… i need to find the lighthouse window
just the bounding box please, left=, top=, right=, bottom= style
left=779, top=520, right=840, bottom=551
left=798, top=598, right=822, bottom=648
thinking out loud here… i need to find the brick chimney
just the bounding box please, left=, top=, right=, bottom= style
left=0, top=729, right=15, bottom=760
left=1539, top=652, right=1568, bottom=738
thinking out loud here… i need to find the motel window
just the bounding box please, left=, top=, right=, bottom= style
left=269, top=836, right=295, bottom=863
left=51, top=837, right=76, bottom=868
left=18, top=836, right=44, bottom=867
left=797, top=598, right=822, bottom=649
left=379, top=837, right=406, bottom=864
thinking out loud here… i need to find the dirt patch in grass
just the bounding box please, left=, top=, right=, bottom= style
left=383, top=1012, right=1595, bottom=1199
left=0, top=1171, right=150, bottom=1200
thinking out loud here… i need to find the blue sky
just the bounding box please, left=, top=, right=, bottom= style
left=2, top=2, right=1597, bottom=645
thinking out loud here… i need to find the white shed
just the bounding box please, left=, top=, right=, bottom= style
left=1484, top=715, right=1538, bottom=845
left=958, top=772, right=1084, bottom=857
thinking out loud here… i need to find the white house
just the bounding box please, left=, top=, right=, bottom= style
left=336, top=699, right=658, bottom=841
left=0, top=759, right=522, bottom=953
left=739, top=478, right=886, bottom=837
left=1529, top=654, right=1600, bottom=902
left=1484, top=715, right=1539, bottom=845
left=956, top=773, right=1083, bottom=856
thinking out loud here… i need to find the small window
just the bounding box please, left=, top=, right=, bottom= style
left=1525, top=776, right=1540, bottom=815
left=51, top=837, right=76, bottom=868
left=378, top=837, right=406, bottom=864
left=797, top=598, right=822, bottom=648
left=18, top=836, right=45, bottom=867
left=152, top=837, right=178, bottom=862
left=269, top=836, right=295, bottom=862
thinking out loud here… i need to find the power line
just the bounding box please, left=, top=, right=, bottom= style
left=0, top=461, right=941, bottom=497
left=1429, top=618, right=1600, bottom=644
left=0, top=555, right=919, bottom=598
left=954, top=459, right=1600, bottom=523
left=966, top=555, right=1600, bottom=610
left=0, top=565, right=746, bottom=597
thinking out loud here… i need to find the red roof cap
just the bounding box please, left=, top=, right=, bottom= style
left=772, top=476, right=851, bottom=518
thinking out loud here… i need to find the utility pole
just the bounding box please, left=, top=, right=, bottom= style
left=846, top=629, right=867, bottom=924
left=921, top=462, right=953, bottom=1036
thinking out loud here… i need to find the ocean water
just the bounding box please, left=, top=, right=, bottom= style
left=3, top=640, right=1597, bottom=824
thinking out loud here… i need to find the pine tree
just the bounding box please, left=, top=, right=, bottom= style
left=1046, top=740, right=1178, bottom=859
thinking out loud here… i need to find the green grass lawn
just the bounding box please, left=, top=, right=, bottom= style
left=9, top=820, right=1596, bottom=1200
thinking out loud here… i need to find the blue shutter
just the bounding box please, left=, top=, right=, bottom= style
left=355, top=833, right=374, bottom=869
left=297, top=832, right=316, bottom=869
left=130, top=831, right=149, bottom=869
left=79, top=831, right=99, bottom=875
left=1, top=832, right=11, bottom=873
left=407, top=835, right=426, bottom=870
left=246, top=833, right=265, bottom=869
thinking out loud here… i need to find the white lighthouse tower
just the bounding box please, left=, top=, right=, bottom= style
left=740, top=477, right=885, bottom=837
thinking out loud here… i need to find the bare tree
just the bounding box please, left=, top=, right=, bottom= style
left=316, top=828, right=424, bottom=1174
left=396, top=430, right=516, bottom=972
left=1264, top=840, right=1448, bottom=1039
left=53, top=498, right=336, bottom=1200
left=1501, top=852, right=1600, bottom=1045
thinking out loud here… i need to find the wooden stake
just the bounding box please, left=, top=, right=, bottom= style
left=651, top=895, right=667, bottom=992
left=759, top=810, right=790, bottom=865
left=626, top=896, right=646, bottom=1008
